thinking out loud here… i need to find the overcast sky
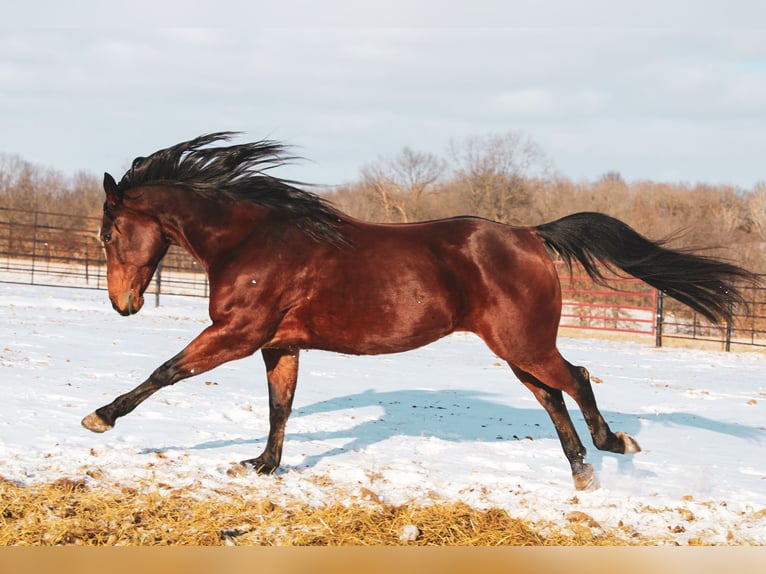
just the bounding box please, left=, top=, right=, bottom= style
left=2, top=1, right=766, bottom=188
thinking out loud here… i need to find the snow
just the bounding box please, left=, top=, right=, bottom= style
left=1, top=283, right=765, bottom=544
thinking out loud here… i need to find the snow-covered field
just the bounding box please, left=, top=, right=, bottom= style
left=1, top=283, right=765, bottom=544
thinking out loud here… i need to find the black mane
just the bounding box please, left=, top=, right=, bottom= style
left=117, top=132, right=349, bottom=244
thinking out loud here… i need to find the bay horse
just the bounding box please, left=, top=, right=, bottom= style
left=81, top=132, right=757, bottom=490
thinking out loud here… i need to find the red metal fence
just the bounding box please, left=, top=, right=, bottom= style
left=2, top=206, right=764, bottom=350
left=555, top=261, right=766, bottom=350
left=556, top=262, right=657, bottom=336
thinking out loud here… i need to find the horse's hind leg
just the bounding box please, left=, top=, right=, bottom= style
left=509, top=353, right=640, bottom=490
left=565, top=362, right=641, bottom=455
left=510, top=366, right=597, bottom=490
left=516, top=353, right=640, bottom=454
left=241, top=348, right=299, bottom=475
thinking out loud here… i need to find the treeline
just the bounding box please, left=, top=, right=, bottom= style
left=0, top=153, right=102, bottom=217
left=2, top=133, right=765, bottom=272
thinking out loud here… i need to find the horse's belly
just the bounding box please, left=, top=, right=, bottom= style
left=267, top=303, right=457, bottom=355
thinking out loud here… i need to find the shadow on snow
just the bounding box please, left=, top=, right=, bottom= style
left=144, top=388, right=765, bottom=477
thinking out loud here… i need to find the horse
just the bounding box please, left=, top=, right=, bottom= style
left=81, top=132, right=758, bottom=490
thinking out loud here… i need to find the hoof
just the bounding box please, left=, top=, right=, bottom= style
left=81, top=412, right=112, bottom=433
left=240, top=458, right=278, bottom=475
left=616, top=431, right=641, bottom=454
left=573, top=463, right=600, bottom=491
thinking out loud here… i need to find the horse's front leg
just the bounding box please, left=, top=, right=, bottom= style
left=81, top=322, right=263, bottom=433
left=241, top=347, right=299, bottom=475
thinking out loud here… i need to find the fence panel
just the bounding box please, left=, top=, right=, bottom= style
left=555, top=261, right=656, bottom=336
left=0, top=206, right=208, bottom=298
left=658, top=279, right=766, bottom=350
left=0, top=208, right=106, bottom=288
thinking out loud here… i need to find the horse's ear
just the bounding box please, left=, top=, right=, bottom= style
left=103, top=172, right=119, bottom=207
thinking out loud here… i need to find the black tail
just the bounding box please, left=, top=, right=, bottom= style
left=535, top=212, right=759, bottom=324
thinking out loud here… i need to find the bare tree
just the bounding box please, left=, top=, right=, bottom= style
left=359, top=162, right=402, bottom=222
left=0, top=153, right=49, bottom=211
left=448, top=132, right=551, bottom=224
left=745, top=182, right=766, bottom=269
left=1, top=154, right=102, bottom=217
left=747, top=182, right=766, bottom=237
left=360, top=147, right=446, bottom=222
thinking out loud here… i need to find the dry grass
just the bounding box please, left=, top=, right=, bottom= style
left=0, top=476, right=650, bottom=546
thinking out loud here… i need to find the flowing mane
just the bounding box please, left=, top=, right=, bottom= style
left=116, top=132, right=349, bottom=244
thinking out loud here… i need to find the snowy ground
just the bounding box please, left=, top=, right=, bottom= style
left=1, top=283, right=765, bottom=544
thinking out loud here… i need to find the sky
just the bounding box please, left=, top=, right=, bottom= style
left=2, top=1, right=766, bottom=189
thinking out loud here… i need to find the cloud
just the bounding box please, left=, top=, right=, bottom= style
left=1, top=23, right=765, bottom=188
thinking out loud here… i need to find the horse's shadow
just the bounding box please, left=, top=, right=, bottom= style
left=147, top=388, right=765, bottom=477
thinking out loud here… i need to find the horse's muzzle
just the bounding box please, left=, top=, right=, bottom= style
left=111, top=291, right=144, bottom=316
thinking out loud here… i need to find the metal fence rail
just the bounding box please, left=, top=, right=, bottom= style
left=2, top=206, right=764, bottom=350
left=556, top=262, right=656, bottom=335
left=658, top=281, right=766, bottom=350
left=0, top=206, right=209, bottom=300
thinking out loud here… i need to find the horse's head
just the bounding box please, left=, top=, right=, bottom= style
left=101, top=173, right=170, bottom=316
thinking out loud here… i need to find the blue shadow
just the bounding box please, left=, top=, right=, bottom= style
left=144, top=387, right=765, bottom=476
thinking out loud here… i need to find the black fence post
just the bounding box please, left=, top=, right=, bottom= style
left=655, top=289, right=663, bottom=348
left=31, top=211, right=38, bottom=285
left=84, top=235, right=90, bottom=284
left=725, top=279, right=734, bottom=352
left=154, top=261, right=163, bottom=307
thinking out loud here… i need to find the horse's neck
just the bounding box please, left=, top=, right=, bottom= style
left=149, top=192, right=268, bottom=270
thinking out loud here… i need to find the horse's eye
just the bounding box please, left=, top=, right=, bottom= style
left=102, top=232, right=113, bottom=244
